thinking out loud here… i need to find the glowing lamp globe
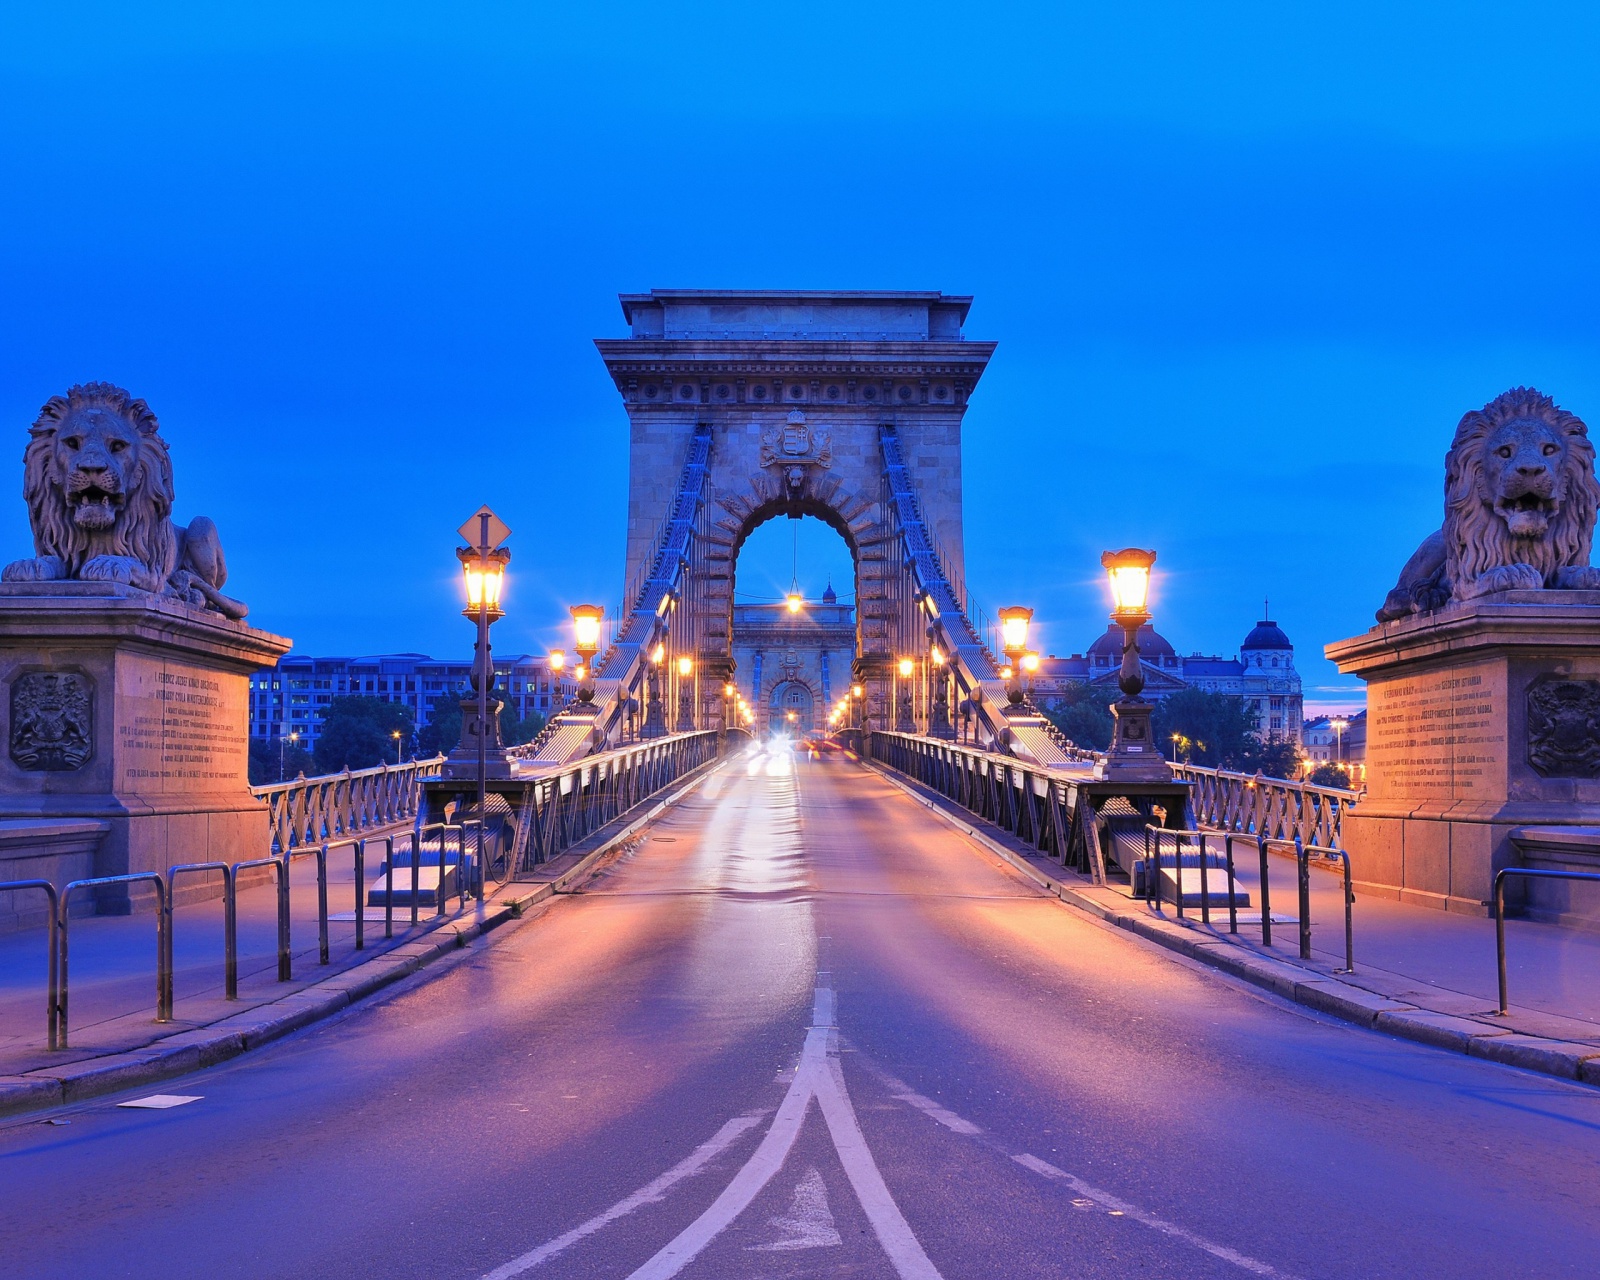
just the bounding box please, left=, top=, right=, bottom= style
left=998, top=606, right=1032, bottom=658
left=458, top=545, right=510, bottom=618
left=570, top=604, right=604, bottom=657
left=897, top=658, right=914, bottom=678
left=1101, top=548, right=1156, bottom=616
left=548, top=650, right=565, bottom=672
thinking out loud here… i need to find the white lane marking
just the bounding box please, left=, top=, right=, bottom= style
left=478, top=1111, right=766, bottom=1279
left=626, top=1027, right=828, bottom=1280
left=626, top=986, right=946, bottom=1280
left=749, top=1166, right=841, bottom=1251
left=815, top=1050, right=944, bottom=1280
left=862, top=1059, right=1296, bottom=1280
left=1009, top=1153, right=1293, bottom=1279
left=892, top=1091, right=982, bottom=1136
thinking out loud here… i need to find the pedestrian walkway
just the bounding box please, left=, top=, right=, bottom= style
left=874, top=762, right=1600, bottom=1084
left=0, top=853, right=453, bottom=1077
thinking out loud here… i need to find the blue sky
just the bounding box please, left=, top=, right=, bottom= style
left=5, top=4, right=1600, bottom=714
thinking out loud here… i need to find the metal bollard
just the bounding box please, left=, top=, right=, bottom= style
left=383, top=835, right=395, bottom=941
left=1293, top=835, right=1312, bottom=961
left=355, top=838, right=365, bottom=951
left=1257, top=835, right=1272, bottom=947
left=278, top=853, right=292, bottom=980
left=59, top=872, right=170, bottom=1049
left=316, top=843, right=330, bottom=965
left=1198, top=833, right=1210, bottom=927
left=0, top=880, right=59, bottom=1049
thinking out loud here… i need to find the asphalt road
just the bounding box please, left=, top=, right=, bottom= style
left=3, top=743, right=1599, bottom=1279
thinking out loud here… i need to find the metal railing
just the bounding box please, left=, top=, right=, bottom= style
left=868, top=731, right=1125, bottom=867
left=512, top=731, right=721, bottom=876
left=59, top=872, right=171, bottom=1049
left=1494, top=867, right=1600, bottom=1015
left=1174, top=762, right=1360, bottom=851
left=253, top=756, right=445, bottom=854
left=0, top=880, right=59, bottom=1049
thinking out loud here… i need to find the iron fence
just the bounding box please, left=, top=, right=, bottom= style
left=1173, top=762, right=1360, bottom=850
left=512, top=731, right=721, bottom=876
left=252, top=756, right=444, bottom=854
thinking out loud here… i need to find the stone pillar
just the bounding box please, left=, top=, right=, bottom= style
left=0, top=582, right=291, bottom=908
left=1328, top=590, right=1600, bottom=914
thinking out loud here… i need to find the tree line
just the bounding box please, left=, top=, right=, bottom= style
left=1042, top=685, right=1302, bottom=778
left=247, top=689, right=546, bottom=785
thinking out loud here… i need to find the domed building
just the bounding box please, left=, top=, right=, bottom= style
left=1031, top=613, right=1304, bottom=742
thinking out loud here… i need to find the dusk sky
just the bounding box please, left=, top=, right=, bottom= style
left=6, top=4, right=1600, bottom=714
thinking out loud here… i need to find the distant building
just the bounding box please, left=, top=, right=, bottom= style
left=249, top=652, right=576, bottom=751
left=730, top=584, right=855, bottom=734
left=1028, top=615, right=1304, bottom=742
left=1302, top=710, right=1366, bottom=784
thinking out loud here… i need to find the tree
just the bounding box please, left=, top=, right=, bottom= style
left=1236, top=736, right=1302, bottom=779
left=1151, top=688, right=1259, bottom=768
left=247, top=737, right=313, bottom=785
left=1308, top=762, right=1355, bottom=789
left=1040, top=685, right=1116, bottom=751
left=419, top=694, right=464, bottom=756
left=313, top=696, right=415, bottom=773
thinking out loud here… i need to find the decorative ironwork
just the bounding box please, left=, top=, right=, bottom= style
left=251, top=755, right=445, bottom=854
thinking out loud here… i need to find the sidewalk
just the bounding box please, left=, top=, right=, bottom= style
left=875, top=765, right=1600, bottom=1087
left=0, top=753, right=723, bottom=1119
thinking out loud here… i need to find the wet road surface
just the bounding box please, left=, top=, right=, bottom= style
left=3, top=744, right=1599, bottom=1279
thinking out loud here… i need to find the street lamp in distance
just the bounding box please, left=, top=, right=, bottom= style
left=998, top=607, right=1033, bottom=706
left=675, top=655, right=695, bottom=732
left=570, top=605, right=603, bottom=705
left=1093, top=547, right=1170, bottom=782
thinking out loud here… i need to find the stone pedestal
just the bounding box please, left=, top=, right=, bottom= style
left=1093, top=698, right=1172, bottom=783
left=444, top=692, right=512, bottom=780
left=1327, top=590, right=1600, bottom=915
left=0, top=583, right=291, bottom=909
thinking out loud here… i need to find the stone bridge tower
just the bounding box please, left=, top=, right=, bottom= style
left=597, top=291, right=995, bottom=730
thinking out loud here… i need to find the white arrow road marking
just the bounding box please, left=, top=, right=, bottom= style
left=626, top=983, right=945, bottom=1280
left=479, top=1111, right=767, bottom=1280
left=749, top=1166, right=841, bottom=1252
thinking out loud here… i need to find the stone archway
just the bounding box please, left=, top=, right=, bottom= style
left=768, top=678, right=817, bottom=735
left=595, top=289, right=998, bottom=738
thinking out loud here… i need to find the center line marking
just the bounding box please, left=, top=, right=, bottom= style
left=624, top=981, right=944, bottom=1280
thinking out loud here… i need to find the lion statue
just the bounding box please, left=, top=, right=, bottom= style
left=1, top=382, right=247, bottom=619
left=1377, top=387, right=1600, bottom=622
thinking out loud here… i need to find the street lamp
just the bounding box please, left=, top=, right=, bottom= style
left=998, top=606, right=1033, bottom=706
left=1331, top=716, right=1349, bottom=763
left=391, top=729, right=403, bottom=765
left=570, top=605, right=603, bottom=704
left=643, top=642, right=667, bottom=738
left=851, top=682, right=864, bottom=730
left=928, top=643, right=953, bottom=738
left=453, top=505, right=513, bottom=897
left=676, top=654, right=695, bottom=732
left=279, top=728, right=300, bottom=781
left=1093, top=548, right=1170, bottom=782
left=896, top=656, right=915, bottom=732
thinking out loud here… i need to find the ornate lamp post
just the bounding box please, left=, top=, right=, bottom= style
left=642, top=642, right=667, bottom=738
left=998, top=607, right=1033, bottom=707
left=851, top=682, right=865, bottom=730
left=896, top=657, right=916, bottom=732
left=676, top=655, right=696, bottom=732
left=928, top=644, right=954, bottom=738
left=1093, top=548, right=1171, bottom=782
left=570, top=605, right=603, bottom=705
left=450, top=506, right=512, bottom=896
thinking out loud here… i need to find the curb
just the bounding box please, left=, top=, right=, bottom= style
left=865, top=759, right=1600, bottom=1089
left=0, top=754, right=727, bottom=1121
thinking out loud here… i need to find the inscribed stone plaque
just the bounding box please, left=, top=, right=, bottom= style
left=10, top=670, right=93, bottom=770
left=1526, top=676, right=1600, bottom=778
left=118, top=655, right=248, bottom=794
left=1366, top=663, right=1505, bottom=806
